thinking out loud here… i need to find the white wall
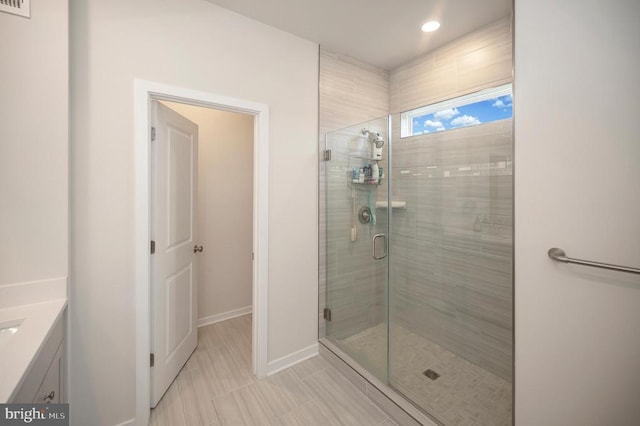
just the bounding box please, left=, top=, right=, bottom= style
left=515, top=0, right=640, bottom=424
left=69, top=1, right=318, bottom=424
left=161, top=101, right=253, bottom=322
left=0, top=0, right=68, bottom=286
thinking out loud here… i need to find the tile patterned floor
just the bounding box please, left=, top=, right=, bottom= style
left=339, top=324, right=512, bottom=426
left=150, top=315, right=397, bottom=426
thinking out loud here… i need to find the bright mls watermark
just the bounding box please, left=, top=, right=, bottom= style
left=0, top=405, right=68, bottom=426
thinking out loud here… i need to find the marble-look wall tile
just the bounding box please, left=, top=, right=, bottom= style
left=389, top=119, right=513, bottom=380
left=319, top=49, right=390, bottom=138
left=387, top=19, right=513, bottom=381
left=319, top=52, right=389, bottom=340
left=390, top=17, right=512, bottom=114
left=320, top=17, right=513, bottom=384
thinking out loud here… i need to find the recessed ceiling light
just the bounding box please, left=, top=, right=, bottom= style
left=421, top=21, right=440, bottom=32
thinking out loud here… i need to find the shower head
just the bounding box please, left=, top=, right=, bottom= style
left=362, top=128, right=385, bottom=160
left=362, top=128, right=385, bottom=149
left=372, top=134, right=385, bottom=148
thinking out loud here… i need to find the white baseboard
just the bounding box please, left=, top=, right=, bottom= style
left=267, top=342, right=319, bottom=376
left=197, top=305, right=252, bottom=328
left=113, top=419, right=135, bottom=426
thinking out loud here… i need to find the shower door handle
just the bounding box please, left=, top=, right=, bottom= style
left=372, top=234, right=387, bottom=260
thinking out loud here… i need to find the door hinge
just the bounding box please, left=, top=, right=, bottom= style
left=322, top=149, right=331, bottom=161
left=151, top=126, right=156, bottom=141
left=323, top=308, right=332, bottom=321
left=150, top=353, right=155, bottom=367
left=150, top=240, right=155, bottom=254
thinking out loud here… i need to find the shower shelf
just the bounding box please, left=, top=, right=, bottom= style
left=351, top=180, right=383, bottom=186
left=375, top=201, right=407, bottom=209
left=349, top=154, right=381, bottom=161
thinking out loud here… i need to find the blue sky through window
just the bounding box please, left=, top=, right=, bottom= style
left=410, top=93, right=512, bottom=135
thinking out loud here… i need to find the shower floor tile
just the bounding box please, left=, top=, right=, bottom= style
left=339, top=324, right=512, bottom=426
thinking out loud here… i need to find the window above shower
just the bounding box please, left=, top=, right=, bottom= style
left=400, top=84, right=513, bottom=138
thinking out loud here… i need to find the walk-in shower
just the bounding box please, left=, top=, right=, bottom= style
left=319, top=104, right=513, bottom=425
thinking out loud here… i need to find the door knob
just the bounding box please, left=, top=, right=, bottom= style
left=193, top=245, right=203, bottom=253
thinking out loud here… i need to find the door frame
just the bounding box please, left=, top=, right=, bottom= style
left=134, top=79, right=269, bottom=425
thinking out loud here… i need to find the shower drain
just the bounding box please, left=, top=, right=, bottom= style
left=423, top=369, right=440, bottom=380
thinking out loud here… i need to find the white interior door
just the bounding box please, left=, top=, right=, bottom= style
left=151, top=101, right=199, bottom=407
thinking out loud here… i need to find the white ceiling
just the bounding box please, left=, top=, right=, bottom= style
left=205, top=0, right=512, bottom=70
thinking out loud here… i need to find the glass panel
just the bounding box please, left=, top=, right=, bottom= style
left=322, top=117, right=389, bottom=382
left=388, top=110, right=513, bottom=425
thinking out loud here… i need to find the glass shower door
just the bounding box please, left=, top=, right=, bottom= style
left=321, top=117, right=390, bottom=381
left=388, top=110, right=513, bottom=425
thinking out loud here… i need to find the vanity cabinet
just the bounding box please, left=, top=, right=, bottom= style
left=10, top=313, right=65, bottom=403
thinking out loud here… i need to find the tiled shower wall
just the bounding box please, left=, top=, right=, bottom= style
left=387, top=16, right=513, bottom=381
left=388, top=120, right=513, bottom=381
left=319, top=17, right=513, bottom=380
left=319, top=49, right=389, bottom=339
left=389, top=17, right=512, bottom=114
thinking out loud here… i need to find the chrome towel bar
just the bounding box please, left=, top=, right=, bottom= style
left=548, top=248, right=640, bottom=275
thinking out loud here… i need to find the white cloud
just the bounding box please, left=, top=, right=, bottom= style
left=433, top=108, right=460, bottom=120
left=424, top=119, right=443, bottom=128
left=436, top=127, right=446, bottom=131
left=451, top=115, right=481, bottom=127
left=492, top=95, right=512, bottom=108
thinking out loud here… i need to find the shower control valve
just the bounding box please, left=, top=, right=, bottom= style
left=358, top=206, right=372, bottom=224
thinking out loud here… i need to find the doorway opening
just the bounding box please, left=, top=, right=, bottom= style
left=134, top=80, right=270, bottom=426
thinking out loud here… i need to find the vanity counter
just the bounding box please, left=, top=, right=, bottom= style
left=0, top=284, right=66, bottom=403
